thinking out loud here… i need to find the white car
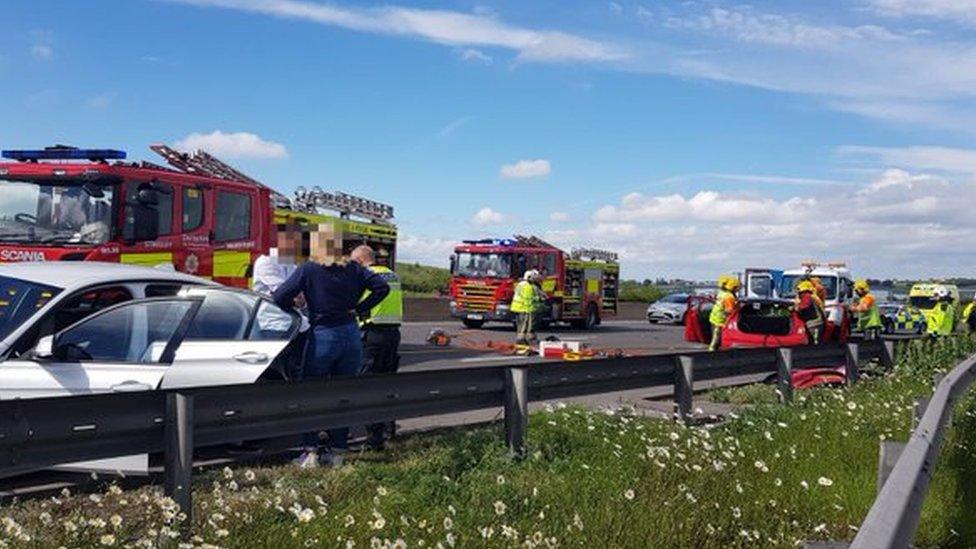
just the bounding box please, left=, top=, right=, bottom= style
left=0, top=262, right=301, bottom=400
left=646, top=293, right=690, bottom=324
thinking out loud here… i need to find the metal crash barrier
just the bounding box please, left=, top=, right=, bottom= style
left=0, top=339, right=895, bottom=524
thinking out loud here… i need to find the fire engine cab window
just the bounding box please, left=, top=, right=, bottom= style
left=215, top=191, right=251, bottom=242
left=182, top=187, right=204, bottom=232
left=125, top=182, right=173, bottom=236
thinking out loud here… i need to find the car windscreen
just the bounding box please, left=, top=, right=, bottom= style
left=454, top=252, right=512, bottom=278
left=0, top=276, right=61, bottom=340
left=0, top=179, right=116, bottom=245
left=779, top=275, right=837, bottom=300
left=909, top=296, right=938, bottom=310
left=662, top=294, right=689, bottom=304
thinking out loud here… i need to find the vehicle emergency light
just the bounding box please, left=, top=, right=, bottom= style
left=2, top=146, right=126, bottom=161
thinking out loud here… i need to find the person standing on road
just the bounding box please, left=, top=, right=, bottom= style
left=794, top=279, right=824, bottom=345
left=351, top=245, right=403, bottom=451
left=511, top=269, right=544, bottom=355
left=709, top=274, right=740, bottom=352
left=273, top=252, right=390, bottom=469
left=851, top=279, right=882, bottom=341
left=926, top=285, right=956, bottom=337
left=964, top=298, right=976, bottom=332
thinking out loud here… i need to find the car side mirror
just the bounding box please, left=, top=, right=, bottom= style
left=33, top=335, right=55, bottom=359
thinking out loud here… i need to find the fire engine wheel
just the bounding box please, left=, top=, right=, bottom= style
left=462, top=319, right=485, bottom=329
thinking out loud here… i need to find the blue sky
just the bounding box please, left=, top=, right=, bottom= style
left=2, top=0, right=976, bottom=279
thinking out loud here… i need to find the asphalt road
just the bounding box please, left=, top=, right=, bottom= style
left=398, top=319, right=703, bottom=371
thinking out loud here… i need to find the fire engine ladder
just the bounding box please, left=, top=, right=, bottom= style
left=150, top=144, right=290, bottom=205
left=514, top=234, right=558, bottom=249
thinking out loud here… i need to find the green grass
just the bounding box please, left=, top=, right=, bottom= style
left=709, top=383, right=780, bottom=405
left=395, top=262, right=451, bottom=295
left=2, top=336, right=975, bottom=548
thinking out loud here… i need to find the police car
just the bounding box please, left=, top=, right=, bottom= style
left=879, top=302, right=925, bottom=335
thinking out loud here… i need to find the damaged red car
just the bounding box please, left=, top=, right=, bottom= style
left=684, top=296, right=851, bottom=388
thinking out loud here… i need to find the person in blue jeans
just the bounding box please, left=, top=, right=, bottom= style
left=273, top=254, right=389, bottom=468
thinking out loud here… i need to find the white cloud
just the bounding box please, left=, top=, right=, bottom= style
left=665, top=7, right=907, bottom=49
left=29, top=30, right=53, bottom=60
left=472, top=207, right=506, bottom=225
left=86, top=92, right=117, bottom=109
left=566, top=169, right=976, bottom=278
left=500, top=158, right=551, bottom=179
left=435, top=116, right=475, bottom=138
left=30, top=45, right=53, bottom=60
left=173, top=131, right=289, bottom=159
left=608, top=2, right=623, bottom=15
left=700, top=173, right=848, bottom=187
left=455, top=48, right=493, bottom=64
left=171, top=0, right=627, bottom=63
left=550, top=211, right=570, bottom=222
left=867, top=0, right=976, bottom=26
left=838, top=145, right=976, bottom=173
left=396, top=233, right=456, bottom=266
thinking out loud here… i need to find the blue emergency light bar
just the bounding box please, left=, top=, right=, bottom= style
left=462, top=238, right=517, bottom=246
left=1, top=146, right=126, bottom=162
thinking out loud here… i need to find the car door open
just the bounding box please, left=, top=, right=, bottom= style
left=160, top=291, right=299, bottom=389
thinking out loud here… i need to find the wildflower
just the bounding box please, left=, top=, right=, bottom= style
left=377, top=486, right=388, bottom=496
left=244, top=470, right=256, bottom=482
left=446, top=532, right=457, bottom=546
left=496, top=475, right=506, bottom=485
left=99, top=534, right=116, bottom=546
left=732, top=507, right=741, bottom=519
left=110, top=515, right=122, bottom=528
left=494, top=501, right=507, bottom=515
left=847, top=401, right=857, bottom=410
left=668, top=432, right=680, bottom=441
left=215, top=529, right=229, bottom=538
left=444, top=517, right=453, bottom=530
left=344, top=515, right=356, bottom=527
left=800, top=480, right=810, bottom=490
left=393, top=540, right=407, bottom=549
left=818, top=477, right=834, bottom=487
left=222, top=467, right=234, bottom=479
left=624, top=489, right=635, bottom=500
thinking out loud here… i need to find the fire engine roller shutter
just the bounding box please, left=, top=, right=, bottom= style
left=120, top=252, right=174, bottom=268
left=213, top=250, right=252, bottom=278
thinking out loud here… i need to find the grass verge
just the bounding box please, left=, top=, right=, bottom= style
left=1, top=336, right=975, bottom=548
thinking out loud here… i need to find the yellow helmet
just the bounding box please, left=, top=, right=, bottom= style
left=796, top=280, right=815, bottom=293
left=717, top=274, right=740, bottom=292
left=854, top=279, right=870, bottom=294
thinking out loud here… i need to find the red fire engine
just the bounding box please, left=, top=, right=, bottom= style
left=449, top=235, right=619, bottom=329
left=0, top=145, right=397, bottom=285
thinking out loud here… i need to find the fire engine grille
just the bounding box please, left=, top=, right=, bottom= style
left=457, top=284, right=495, bottom=312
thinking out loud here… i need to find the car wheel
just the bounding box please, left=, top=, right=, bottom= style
left=462, top=319, right=485, bottom=329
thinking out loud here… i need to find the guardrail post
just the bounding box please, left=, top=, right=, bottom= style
left=776, top=348, right=793, bottom=404
left=877, top=440, right=906, bottom=495
left=165, top=393, right=194, bottom=530
left=674, top=356, right=694, bottom=423
left=504, top=368, right=528, bottom=457
left=881, top=340, right=896, bottom=371
left=845, top=343, right=860, bottom=386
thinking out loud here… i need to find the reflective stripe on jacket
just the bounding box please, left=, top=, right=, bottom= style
left=361, top=265, right=403, bottom=325
left=511, top=280, right=540, bottom=314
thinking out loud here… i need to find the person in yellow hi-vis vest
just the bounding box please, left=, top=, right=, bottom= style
left=964, top=299, right=976, bottom=333
left=352, top=245, right=403, bottom=450
left=709, top=274, right=740, bottom=351
left=850, top=279, right=883, bottom=340
left=926, top=285, right=955, bottom=337
left=511, top=269, right=544, bottom=354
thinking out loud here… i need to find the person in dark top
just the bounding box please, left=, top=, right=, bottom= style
left=273, top=257, right=390, bottom=468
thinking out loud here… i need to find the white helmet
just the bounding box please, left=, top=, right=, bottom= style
left=523, top=269, right=541, bottom=282
left=935, top=285, right=950, bottom=300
